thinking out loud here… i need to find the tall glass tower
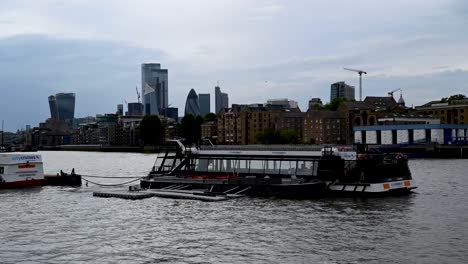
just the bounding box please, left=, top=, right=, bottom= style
left=141, top=63, right=168, bottom=115
left=49, top=93, right=75, bottom=121
left=48, top=95, right=59, bottom=120
left=185, top=89, right=201, bottom=116
left=55, top=93, right=76, bottom=120
left=198, top=93, right=210, bottom=116
left=215, top=86, right=229, bottom=114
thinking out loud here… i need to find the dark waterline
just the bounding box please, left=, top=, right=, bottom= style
left=1, top=151, right=467, bottom=263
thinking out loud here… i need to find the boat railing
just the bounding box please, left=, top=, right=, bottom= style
left=198, top=144, right=341, bottom=152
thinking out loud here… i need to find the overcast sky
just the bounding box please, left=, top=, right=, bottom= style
left=1, top=0, right=468, bottom=131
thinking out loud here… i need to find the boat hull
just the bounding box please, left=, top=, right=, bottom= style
left=326, top=179, right=417, bottom=196
left=0, top=179, right=47, bottom=189
left=141, top=177, right=327, bottom=198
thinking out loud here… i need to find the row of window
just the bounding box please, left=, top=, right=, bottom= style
left=192, top=158, right=320, bottom=176
left=431, top=109, right=465, bottom=115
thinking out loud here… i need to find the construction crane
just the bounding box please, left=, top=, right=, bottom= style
left=344, top=67, right=367, bottom=101
left=135, top=86, right=141, bottom=104
left=388, top=88, right=402, bottom=97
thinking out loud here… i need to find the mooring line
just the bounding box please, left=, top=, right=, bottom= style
left=79, top=174, right=147, bottom=179
left=81, top=177, right=144, bottom=187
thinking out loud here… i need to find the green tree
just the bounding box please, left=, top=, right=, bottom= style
left=255, top=129, right=299, bottom=144
left=139, top=115, right=163, bottom=146
left=324, top=97, right=347, bottom=111
left=279, top=130, right=300, bottom=144
left=441, top=94, right=467, bottom=103
left=204, top=112, right=217, bottom=122
left=180, top=114, right=204, bottom=144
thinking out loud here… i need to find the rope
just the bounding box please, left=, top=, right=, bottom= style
left=82, top=177, right=145, bottom=187
left=79, top=174, right=147, bottom=179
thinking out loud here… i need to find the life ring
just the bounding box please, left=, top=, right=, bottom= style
left=339, top=147, right=346, bottom=151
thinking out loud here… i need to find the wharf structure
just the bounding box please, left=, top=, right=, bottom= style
left=353, top=99, right=468, bottom=146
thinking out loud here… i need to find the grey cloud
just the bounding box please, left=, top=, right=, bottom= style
left=0, top=34, right=167, bottom=131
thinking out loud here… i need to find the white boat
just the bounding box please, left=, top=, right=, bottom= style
left=0, top=153, right=46, bottom=188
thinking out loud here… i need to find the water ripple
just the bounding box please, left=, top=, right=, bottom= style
left=0, top=153, right=467, bottom=263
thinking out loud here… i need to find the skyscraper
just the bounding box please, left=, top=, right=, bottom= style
left=222, top=93, right=229, bottom=109
left=117, top=104, right=123, bottom=116
left=49, top=93, right=75, bottom=121
left=127, top=102, right=143, bottom=116
left=198, top=93, right=210, bottom=116
left=215, top=86, right=229, bottom=113
left=330, top=82, right=355, bottom=102
left=48, top=95, right=58, bottom=120
left=141, top=63, right=168, bottom=115
left=185, top=89, right=201, bottom=116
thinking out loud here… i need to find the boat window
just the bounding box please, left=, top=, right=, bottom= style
left=207, top=159, right=216, bottom=172
left=250, top=160, right=263, bottom=174
left=279, top=160, right=297, bottom=175
left=154, top=155, right=164, bottom=169
left=236, top=160, right=249, bottom=173
left=264, top=160, right=279, bottom=174
left=223, top=159, right=231, bottom=172
left=237, top=160, right=249, bottom=173
left=296, top=161, right=313, bottom=176
left=172, top=158, right=181, bottom=169
left=0, top=167, right=3, bottom=174
left=196, top=159, right=209, bottom=171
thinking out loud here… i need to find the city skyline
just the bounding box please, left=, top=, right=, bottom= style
left=1, top=0, right=468, bottom=131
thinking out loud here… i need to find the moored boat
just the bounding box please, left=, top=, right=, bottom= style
left=140, top=141, right=417, bottom=198
left=0, top=153, right=46, bottom=188
left=318, top=147, right=417, bottom=195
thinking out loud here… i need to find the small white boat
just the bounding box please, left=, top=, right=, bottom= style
left=0, top=153, right=46, bottom=188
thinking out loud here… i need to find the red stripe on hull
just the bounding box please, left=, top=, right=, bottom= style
left=0, top=179, right=47, bottom=189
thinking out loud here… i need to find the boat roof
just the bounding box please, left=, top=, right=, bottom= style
left=163, top=141, right=356, bottom=160
left=194, top=149, right=323, bottom=160
left=0, top=153, right=43, bottom=165
left=191, top=145, right=355, bottom=160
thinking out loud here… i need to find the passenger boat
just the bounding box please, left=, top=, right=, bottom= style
left=319, top=147, right=417, bottom=195
left=140, top=141, right=416, bottom=198
left=0, top=153, right=47, bottom=188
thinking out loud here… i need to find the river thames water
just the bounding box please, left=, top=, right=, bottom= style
left=1, top=151, right=467, bottom=263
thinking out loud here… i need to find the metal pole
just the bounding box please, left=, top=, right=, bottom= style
left=359, top=72, right=362, bottom=101
left=1, top=120, right=3, bottom=147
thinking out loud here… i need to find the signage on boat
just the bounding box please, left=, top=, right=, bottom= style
left=18, top=164, right=36, bottom=169
left=11, top=155, right=41, bottom=161
left=0, top=154, right=42, bottom=165
left=390, top=182, right=403, bottom=188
